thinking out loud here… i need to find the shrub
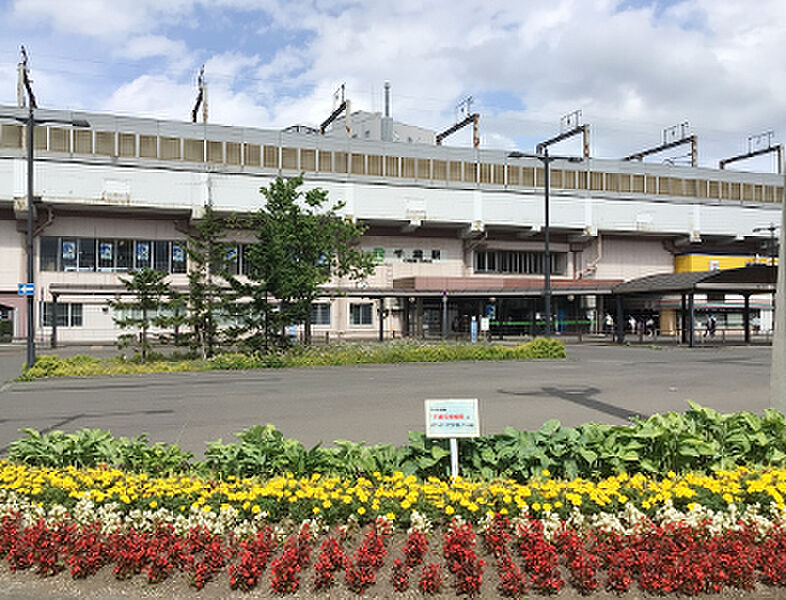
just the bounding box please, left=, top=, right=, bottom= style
left=19, top=338, right=566, bottom=380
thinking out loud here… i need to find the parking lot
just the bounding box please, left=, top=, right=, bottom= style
left=0, top=343, right=772, bottom=456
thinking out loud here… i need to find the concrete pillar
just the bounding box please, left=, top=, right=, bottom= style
left=615, top=295, right=625, bottom=344
left=416, top=298, right=424, bottom=338
left=681, top=294, right=687, bottom=344
left=743, top=294, right=751, bottom=344
left=51, top=293, right=58, bottom=349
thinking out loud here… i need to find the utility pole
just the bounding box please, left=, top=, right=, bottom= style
left=772, top=160, right=786, bottom=410
left=1, top=47, right=89, bottom=369
left=191, top=66, right=207, bottom=124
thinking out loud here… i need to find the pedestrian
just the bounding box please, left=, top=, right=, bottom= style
left=605, top=313, right=614, bottom=334
left=646, top=316, right=655, bottom=337
left=628, top=315, right=636, bottom=334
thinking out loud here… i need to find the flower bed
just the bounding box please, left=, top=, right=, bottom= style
left=19, top=338, right=566, bottom=380
left=4, top=463, right=786, bottom=596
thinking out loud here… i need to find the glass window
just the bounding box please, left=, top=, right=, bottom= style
left=77, top=239, right=96, bottom=271
left=135, top=241, right=151, bottom=269
left=98, top=239, right=114, bottom=271
left=40, top=237, right=58, bottom=271
left=117, top=240, right=133, bottom=271
left=70, top=303, right=83, bottom=327
left=61, top=238, right=77, bottom=271
left=311, top=303, right=331, bottom=325
left=226, top=245, right=239, bottom=275
left=40, top=302, right=82, bottom=327
left=171, top=242, right=186, bottom=274
left=350, top=303, right=373, bottom=326
left=241, top=244, right=253, bottom=276
left=154, top=240, right=170, bottom=272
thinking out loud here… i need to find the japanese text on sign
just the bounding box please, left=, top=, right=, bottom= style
left=425, top=399, right=480, bottom=438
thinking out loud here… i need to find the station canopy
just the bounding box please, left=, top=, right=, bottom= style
left=612, top=264, right=777, bottom=296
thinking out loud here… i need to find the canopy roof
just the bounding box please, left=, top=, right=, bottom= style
left=612, top=264, right=777, bottom=295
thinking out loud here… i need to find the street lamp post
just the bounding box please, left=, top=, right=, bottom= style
left=0, top=109, right=89, bottom=367
left=508, top=150, right=582, bottom=337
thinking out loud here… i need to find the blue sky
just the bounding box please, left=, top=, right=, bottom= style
left=1, top=0, right=785, bottom=171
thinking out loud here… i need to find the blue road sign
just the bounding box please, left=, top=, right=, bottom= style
left=17, top=283, right=34, bottom=296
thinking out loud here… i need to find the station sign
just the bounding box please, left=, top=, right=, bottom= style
left=17, top=283, right=34, bottom=296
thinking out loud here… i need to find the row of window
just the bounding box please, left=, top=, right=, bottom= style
left=40, top=237, right=187, bottom=274
left=474, top=250, right=565, bottom=275
left=37, top=301, right=373, bottom=329
left=2, top=124, right=780, bottom=203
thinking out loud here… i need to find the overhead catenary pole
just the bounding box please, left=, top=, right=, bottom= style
left=26, top=97, right=34, bottom=368
left=771, top=155, right=786, bottom=410
left=1, top=47, right=89, bottom=369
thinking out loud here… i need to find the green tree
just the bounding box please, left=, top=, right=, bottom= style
left=181, top=204, right=236, bottom=358
left=238, top=176, right=376, bottom=348
left=108, top=268, right=175, bottom=362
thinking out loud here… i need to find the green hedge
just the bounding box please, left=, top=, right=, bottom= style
left=8, top=404, right=786, bottom=482
left=19, top=338, right=566, bottom=380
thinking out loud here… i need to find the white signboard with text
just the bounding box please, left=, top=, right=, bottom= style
left=425, top=399, right=480, bottom=438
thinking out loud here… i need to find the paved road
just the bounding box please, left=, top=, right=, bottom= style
left=0, top=343, right=772, bottom=457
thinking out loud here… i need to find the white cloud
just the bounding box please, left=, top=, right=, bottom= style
left=11, top=0, right=195, bottom=39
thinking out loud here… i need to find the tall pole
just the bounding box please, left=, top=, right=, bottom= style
left=771, top=161, right=786, bottom=410
left=26, top=103, right=35, bottom=368
left=543, top=148, right=552, bottom=337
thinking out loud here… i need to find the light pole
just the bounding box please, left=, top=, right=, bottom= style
left=508, top=150, right=582, bottom=337
left=0, top=108, right=89, bottom=367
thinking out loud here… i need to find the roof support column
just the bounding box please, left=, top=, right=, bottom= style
left=378, top=298, right=385, bottom=342
left=743, top=294, right=751, bottom=344
left=615, top=295, right=625, bottom=344
left=680, top=293, right=687, bottom=344
left=50, top=292, right=58, bottom=349
left=689, top=293, right=695, bottom=348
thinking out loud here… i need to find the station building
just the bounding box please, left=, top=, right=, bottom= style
left=0, top=105, right=781, bottom=344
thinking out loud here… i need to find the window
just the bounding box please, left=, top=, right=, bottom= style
left=117, top=240, right=133, bottom=271
left=135, top=241, right=151, bottom=269
left=77, top=239, right=96, bottom=271
left=40, top=237, right=58, bottom=271
left=171, top=243, right=187, bottom=273
left=153, top=241, right=170, bottom=272
left=98, top=239, right=114, bottom=271
left=40, top=302, right=83, bottom=327
left=474, top=250, right=565, bottom=275
left=225, top=245, right=239, bottom=275
left=350, top=303, right=373, bottom=326
left=61, top=239, right=77, bottom=271
left=311, top=303, right=331, bottom=326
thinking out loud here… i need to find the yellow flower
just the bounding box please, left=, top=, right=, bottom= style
left=252, top=505, right=261, bottom=514
left=445, top=505, right=455, bottom=515
left=312, top=506, right=320, bottom=514
left=149, top=500, right=157, bottom=509
left=357, top=507, right=366, bottom=515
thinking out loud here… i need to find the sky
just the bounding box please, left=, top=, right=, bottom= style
left=1, top=0, right=785, bottom=172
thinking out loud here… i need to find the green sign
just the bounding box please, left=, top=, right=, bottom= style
left=373, top=247, right=385, bottom=262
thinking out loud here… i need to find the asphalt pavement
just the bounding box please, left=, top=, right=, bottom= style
left=0, top=342, right=773, bottom=457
